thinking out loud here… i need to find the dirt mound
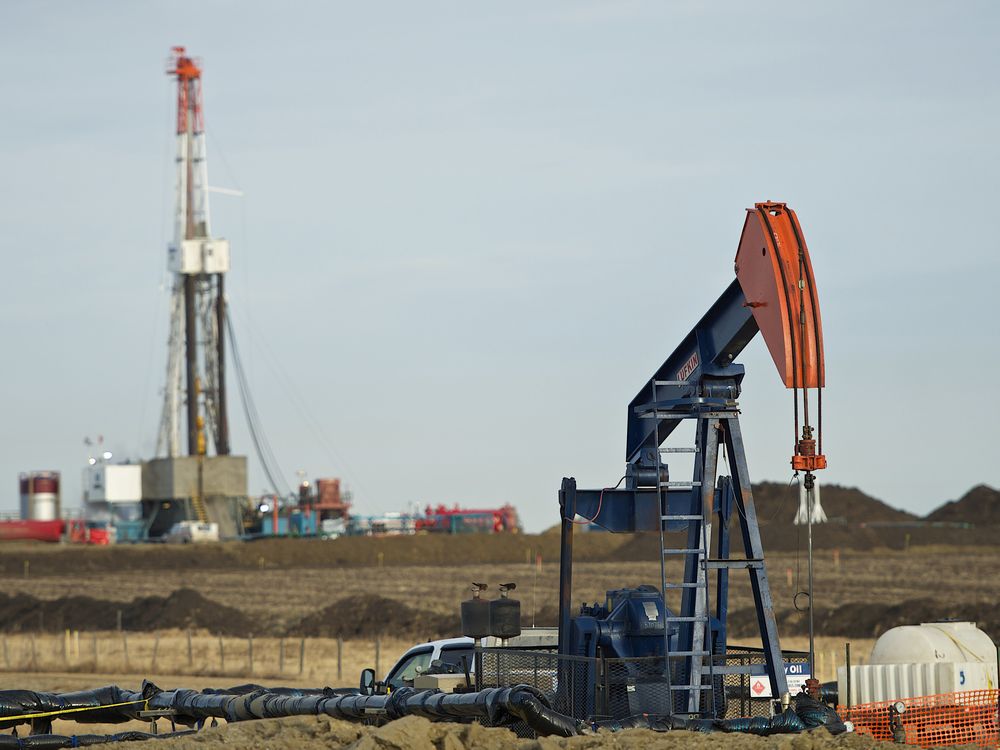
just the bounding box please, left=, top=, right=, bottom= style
left=730, top=598, right=1000, bottom=642
left=154, top=715, right=546, bottom=750
left=926, top=484, right=1000, bottom=525
left=615, top=482, right=1000, bottom=559
left=157, top=714, right=526, bottom=750
left=124, top=589, right=257, bottom=633
left=615, top=524, right=885, bottom=561
left=155, top=713, right=898, bottom=749
left=0, top=588, right=254, bottom=635
left=753, top=482, right=917, bottom=524
left=290, top=594, right=460, bottom=640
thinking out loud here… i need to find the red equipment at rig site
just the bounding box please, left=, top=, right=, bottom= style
left=416, top=504, right=520, bottom=533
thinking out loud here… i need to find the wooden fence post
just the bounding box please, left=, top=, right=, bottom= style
left=337, top=637, right=343, bottom=681
left=122, top=632, right=129, bottom=672
left=375, top=635, right=381, bottom=677
left=298, top=638, right=305, bottom=676
left=248, top=636, right=254, bottom=675
left=151, top=635, right=160, bottom=671
left=219, top=635, right=225, bottom=673
left=187, top=630, right=193, bottom=668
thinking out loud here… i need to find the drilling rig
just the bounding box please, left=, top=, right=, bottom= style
left=158, top=46, right=230, bottom=460
left=142, top=47, right=248, bottom=538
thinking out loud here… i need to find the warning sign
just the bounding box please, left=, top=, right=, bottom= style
left=750, top=663, right=812, bottom=699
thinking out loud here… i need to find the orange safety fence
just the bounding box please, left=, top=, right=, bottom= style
left=838, top=690, right=998, bottom=748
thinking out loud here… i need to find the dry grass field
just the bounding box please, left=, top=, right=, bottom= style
left=0, top=632, right=874, bottom=689
left=0, top=631, right=412, bottom=685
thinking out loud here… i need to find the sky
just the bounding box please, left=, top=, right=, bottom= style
left=1, top=1, right=997, bottom=533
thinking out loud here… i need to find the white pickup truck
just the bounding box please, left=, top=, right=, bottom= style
left=163, top=521, right=220, bottom=544
left=363, top=628, right=558, bottom=693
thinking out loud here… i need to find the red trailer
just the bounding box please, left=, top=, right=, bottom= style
left=0, top=519, right=64, bottom=543
left=415, top=504, right=521, bottom=534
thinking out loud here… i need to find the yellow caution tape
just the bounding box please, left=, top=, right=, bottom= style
left=1, top=698, right=148, bottom=723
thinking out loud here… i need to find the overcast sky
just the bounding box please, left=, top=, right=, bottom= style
left=1, top=2, right=997, bottom=532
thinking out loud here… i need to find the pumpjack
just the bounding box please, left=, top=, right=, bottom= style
left=557, top=201, right=826, bottom=718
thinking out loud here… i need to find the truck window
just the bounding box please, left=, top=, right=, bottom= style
left=439, top=645, right=474, bottom=671
left=386, top=647, right=433, bottom=689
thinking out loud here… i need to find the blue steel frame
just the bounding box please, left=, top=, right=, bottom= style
left=626, top=279, right=757, bottom=465
left=557, top=277, right=789, bottom=713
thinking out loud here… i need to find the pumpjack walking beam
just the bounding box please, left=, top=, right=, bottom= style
left=557, top=201, right=827, bottom=716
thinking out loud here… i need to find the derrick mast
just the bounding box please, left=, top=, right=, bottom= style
left=157, top=46, right=230, bottom=458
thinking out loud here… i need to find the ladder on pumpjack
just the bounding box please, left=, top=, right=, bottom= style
left=651, top=377, right=714, bottom=715
left=644, top=377, right=784, bottom=716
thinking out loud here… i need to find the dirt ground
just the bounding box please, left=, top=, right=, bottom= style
left=150, top=714, right=903, bottom=750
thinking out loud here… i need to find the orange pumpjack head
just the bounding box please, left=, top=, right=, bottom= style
left=735, top=201, right=826, bottom=472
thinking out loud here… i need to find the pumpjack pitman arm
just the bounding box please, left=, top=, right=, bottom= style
left=626, top=201, right=826, bottom=480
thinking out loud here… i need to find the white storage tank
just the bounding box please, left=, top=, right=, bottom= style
left=18, top=471, right=61, bottom=521
left=871, top=621, right=995, bottom=666
left=839, top=621, right=998, bottom=705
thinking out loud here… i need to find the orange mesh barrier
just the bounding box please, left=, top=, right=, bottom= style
left=838, top=690, right=998, bottom=748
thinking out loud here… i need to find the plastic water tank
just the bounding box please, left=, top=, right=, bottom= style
left=870, top=622, right=995, bottom=665
left=838, top=622, right=998, bottom=703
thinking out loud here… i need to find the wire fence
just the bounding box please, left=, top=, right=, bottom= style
left=475, top=645, right=809, bottom=730
left=0, top=631, right=409, bottom=684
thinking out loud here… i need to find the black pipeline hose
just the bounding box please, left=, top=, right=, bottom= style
left=0, top=683, right=577, bottom=739
left=0, top=684, right=160, bottom=731
left=0, top=730, right=196, bottom=749
left=148, top=684, right=579, bottom=736
left=0, top=682, right=847, bottom=742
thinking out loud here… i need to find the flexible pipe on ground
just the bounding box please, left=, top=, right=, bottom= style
left=0, top=682, right=846, bottom=744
